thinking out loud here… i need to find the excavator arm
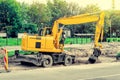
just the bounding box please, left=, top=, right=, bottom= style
left=88, top=12, right=105, bottom=63
left=52, top=12, right=105, bottom=63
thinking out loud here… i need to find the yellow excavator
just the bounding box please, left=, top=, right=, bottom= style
left=15, top=12, right=105, bottom=67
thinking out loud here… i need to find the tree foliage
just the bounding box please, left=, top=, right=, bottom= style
left=0, top=0, right=120, bottom=37
left=47, top=0, right=69, bottom=25
left=27, top=2, right=51, bottom=27
left=0, top=0, right=22, bottom=37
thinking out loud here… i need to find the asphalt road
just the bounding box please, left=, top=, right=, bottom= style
left=1, top=62, right=120, bottom=80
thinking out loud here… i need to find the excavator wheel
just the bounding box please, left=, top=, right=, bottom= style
left=64, top=55, right=72, bottom=66
left=42, top=55, right=53, bottom=67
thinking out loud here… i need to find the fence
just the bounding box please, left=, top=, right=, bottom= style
left=0, top=38, right=21, bottom=46
left=64, top=38, right=92, bottom=44
left=0, top=37, right=120, bottom=47
left=106, top=38, right=120, bottom=42
left=0, top=37, right=92, bottom=46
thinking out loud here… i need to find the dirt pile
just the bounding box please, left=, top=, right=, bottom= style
left=102, top=42, right=120, bottom=55
left=65, top=42, right=120, bottom=57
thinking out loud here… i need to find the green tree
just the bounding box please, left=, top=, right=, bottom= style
left=67, top=2, right=84, bottom=16
left=78, top=4, right=101, bottom=34
left=0, top=0, right=22, bottom=37
left=67, top=4, right=101, bottom=35
left=47, top=0, right=68, bottom=25
left=20, top=3, right=29, bottom=27
left=27, top=2, right=51, bottom=28
left=104, top=10, right=120, bottom=37
left=103, top=11, right=111, bottom=37
left=110, top=11, right=120, bottom=37
left=84, top=4, right=101, bottom=13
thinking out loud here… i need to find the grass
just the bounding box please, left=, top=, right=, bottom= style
left=8, top=50, right=33, bottom=57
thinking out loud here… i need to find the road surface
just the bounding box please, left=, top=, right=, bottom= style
left=1, top=62, right=120, bottom=80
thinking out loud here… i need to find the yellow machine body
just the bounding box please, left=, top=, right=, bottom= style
left=22, top=34, right=62, bottom=53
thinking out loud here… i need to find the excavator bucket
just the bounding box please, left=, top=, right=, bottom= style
left=88, top=48, right=101, bottom=63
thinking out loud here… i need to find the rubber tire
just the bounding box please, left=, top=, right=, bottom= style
left=42, top=55, right=53, bottom=67
left=64, top=55, right=72, bottom=66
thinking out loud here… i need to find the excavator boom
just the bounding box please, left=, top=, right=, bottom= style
left=52, top=12, right=105, bottom=50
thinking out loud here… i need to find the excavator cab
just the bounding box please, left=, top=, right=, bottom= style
left=38, top=27, right=52, bottom=36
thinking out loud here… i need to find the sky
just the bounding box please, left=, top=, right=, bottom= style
left=16, top=0, right=120, bottom=10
